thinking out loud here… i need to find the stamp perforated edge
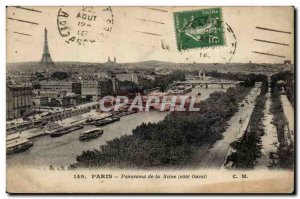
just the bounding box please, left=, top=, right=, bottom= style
left=172, top=7, right=227, bottom=52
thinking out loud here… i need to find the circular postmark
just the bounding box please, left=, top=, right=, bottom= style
left=177, top=20, right=237, bottom=63
left=222, top=21, right=237, bottom=63
left=57, top=6, right=114, bottom=47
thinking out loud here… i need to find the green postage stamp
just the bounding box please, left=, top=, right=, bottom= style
left=174, top=8, right=224, bottom=51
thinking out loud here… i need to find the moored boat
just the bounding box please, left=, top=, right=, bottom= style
left=6, top=138, right=33, bottom=154
left=95, top=116, right=120, bottom=127
left=50, top=124, right=84, bottom=137
left=79, top=128, right=103, bottom=141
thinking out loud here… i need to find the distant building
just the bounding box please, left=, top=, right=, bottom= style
left=38, top=90, right=66, bottom=99
left=106, top=56, right=117, bottom=65
left=116, top=73, right=139, bottom=84
left=7, top=73, right=35, bottom=85
left=40, top=28, right=54, bottom=66
left=33, top=96, right=49, bottom=107
left=40, top=80, right=81, bottom=95
left=73, top=73, right=109, bottom=82
left=138, top=74, right=155, bottom=81
left=81, top=78, right=117, bottom=99
left=198, top=69, right=207, bottom=80
left=81, top=80, right=102, bottom=101
left=6, top=75, right=16, bottom=85
left=284, top=60, right=291, bottom=65
left=72, top=82, right=82, bottom=95
left=37, top=90, right=78, bottom=107
left=277, top=80, right=287, bottom=94
left=7, top=85, right=33, bottom=119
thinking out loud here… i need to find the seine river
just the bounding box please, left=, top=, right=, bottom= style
left=7, top=85, right=231, bottom=168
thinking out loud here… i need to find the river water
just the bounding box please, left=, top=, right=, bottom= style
left=7, top=85, right=232, bottom=168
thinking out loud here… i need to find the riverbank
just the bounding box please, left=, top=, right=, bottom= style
left=6, top=110, right=112, bottom=141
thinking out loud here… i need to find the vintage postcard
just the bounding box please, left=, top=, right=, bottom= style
left=6, top=6, right=294, bottom=193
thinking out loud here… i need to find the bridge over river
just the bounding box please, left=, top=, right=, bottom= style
left=174, top=80, right=243, bottom=89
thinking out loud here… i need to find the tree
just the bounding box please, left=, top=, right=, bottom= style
left=49, top=98, right=61, bottom=107
left=118, top=80, right=140, bottom=94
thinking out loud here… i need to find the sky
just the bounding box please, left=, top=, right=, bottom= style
left=6, top=6, right=294, bottom=64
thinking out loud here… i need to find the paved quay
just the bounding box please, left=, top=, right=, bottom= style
left=199, top=85, right=261, bottom=169
left=6, top=110, right=111, bottom=140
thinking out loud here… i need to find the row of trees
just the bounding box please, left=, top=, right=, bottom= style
left=153, top=71, right=186, bottom=92
left=270, top=74, right=294, bottom=169
left=225, top=77, right=268, bottom=169
left=117, top=80, right=142, bottom=95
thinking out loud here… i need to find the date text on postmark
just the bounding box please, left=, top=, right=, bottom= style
left=57, top=6, right=113, bottom=47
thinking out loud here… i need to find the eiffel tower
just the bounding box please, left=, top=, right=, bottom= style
left=40, top=28, right=54, bottom=65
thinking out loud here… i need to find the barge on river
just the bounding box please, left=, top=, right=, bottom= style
left=6, top=136, right=33, bottom=154
left=79, top=128, right=103, bottom=141
left=95, top=116, right=120, bottom=127
left=49, top=124, right=84, bottom=137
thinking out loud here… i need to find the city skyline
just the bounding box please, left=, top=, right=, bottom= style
left=6, top=6, right=295, bottom=194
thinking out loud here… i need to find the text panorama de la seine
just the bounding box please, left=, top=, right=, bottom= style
left=74, top=174, right=208, bottom=179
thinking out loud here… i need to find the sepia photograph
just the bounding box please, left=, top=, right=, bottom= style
left=5, top=5, right=295, bottom=194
